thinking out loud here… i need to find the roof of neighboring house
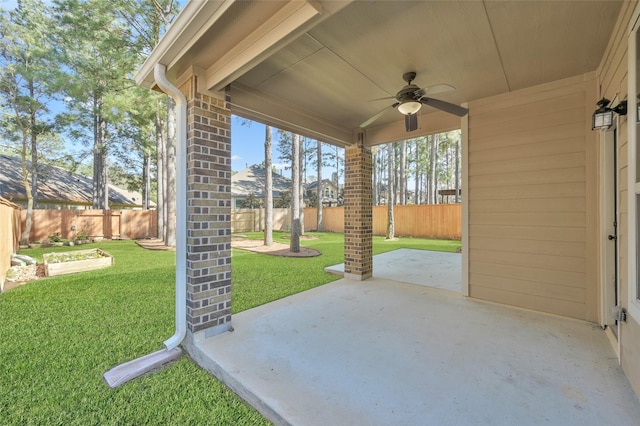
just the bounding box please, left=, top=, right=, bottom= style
left=0, top=155, right=150, bottom=208
left=232, top=165, right=291, bottom=198
left=305, top=179, right=338, bottom=191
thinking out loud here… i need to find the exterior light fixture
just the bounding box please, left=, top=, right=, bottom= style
left=397, top=100, right=422, bottom=115
left=592, top=97, right=628, bottom=130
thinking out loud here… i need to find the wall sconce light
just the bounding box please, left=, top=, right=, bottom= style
left=592, top=97, right=627, bottom=130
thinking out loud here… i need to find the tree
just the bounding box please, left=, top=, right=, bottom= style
left=113, top=0, right=179, bottom=242
left=0, top=0, right=57, bottom=244
left=165, top=97, right=176, bottom=246
left=372, top=145, right=378, bottom=206
left=241, top=192, right=263, bottom=208
left=413, top=138, right=423, bottom=204
left=264, top=125, right=273, bottom=246
left=428, top=134, right=438, bottom=204
left=386, top=143, right=395, bottom=239
left=274, top=190, right=291, bottom=208
left=316, top=140, right=323, bottom=231
left=454, top=136, right=460, bottom=203
left=399, top=139, right=407, bottom=205
left=290, top=133, right=301, bottom=253
left=304, top=189, right=318, bottom=208
left=54, top=0, right=140, bottom=209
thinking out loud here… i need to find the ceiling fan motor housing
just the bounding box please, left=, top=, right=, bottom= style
left=396, top=84, right=421, bottom=103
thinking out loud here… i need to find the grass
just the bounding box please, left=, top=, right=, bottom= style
left=1, top=233, right=460, bottom=425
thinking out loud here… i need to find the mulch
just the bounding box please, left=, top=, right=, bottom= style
left=232, top=239, right=321, bottom=258
left=136, top=237, right=320, bottom=258
left=136, top=238, right=176, bottom=251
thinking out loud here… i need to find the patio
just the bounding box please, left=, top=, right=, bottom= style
left=187, top=251, right=640, bottom=426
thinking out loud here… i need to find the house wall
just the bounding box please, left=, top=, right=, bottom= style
left=597, top=0, right=640, bottom=399
left=467, top=73, right=598, bottom=321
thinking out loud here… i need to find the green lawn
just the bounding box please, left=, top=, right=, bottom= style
left=0, top=233, right=460, bottom=425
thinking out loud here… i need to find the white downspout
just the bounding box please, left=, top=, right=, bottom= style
left=154, top=63, right=187, bottom=350
left=102, top=64, right=187, bottom=388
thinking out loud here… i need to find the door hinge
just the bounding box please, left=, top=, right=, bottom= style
left=611, top=306, right=627, bottom=322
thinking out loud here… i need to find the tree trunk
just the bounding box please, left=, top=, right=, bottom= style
left=414, top=139, right=420, bottom=204
left=29, top=79, right=38, bottom=209
left=165, top=97, right=177, bottom=247
left=102, top=126, right=109, bottom=210
left=372, top=146, right=378, bottom=207
left=386, top=144, right=395, bottom=239
left=432, top=134, right=439, bottom=204
left=20, top=136, right=33, bottom=245
left=264, top=126, right=273, bottom=246
left=156, top=100, right=165, bottom=239
left=299, top=138, right=305, bottom=236
left=92, top=93, right=101, bottom=209
left=290, top=133, right=301, bottom=252
left=316, top=140, right=324, bottom=231
left=142, top=139, right=151, bottom=209
left=455, top=137, right=460, bottom=203
left=428, top=134, right=437, bottom=204
left=399, top=139, right=406, bottom=205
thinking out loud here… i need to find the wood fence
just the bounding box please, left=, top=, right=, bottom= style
left=232, top=208, right=292, bottom=233
left=304, top=204, right=461, bottom=240
left=14, top=204, right=460, bottom=251
left=21, top=209, right=157, bottom=243
left=1, top=198, right=21, bottom=291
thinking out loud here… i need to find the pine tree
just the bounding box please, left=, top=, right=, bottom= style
left=290, top=133, right=301, bottom=253
left=0, top=0, right=57, bottom=243
left=264, top=125, right=273, bottom=246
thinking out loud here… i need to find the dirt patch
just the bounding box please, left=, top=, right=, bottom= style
left=280, top=234, right=319, bottom=240
left=3, top=264, right=45, bottom=292
left=136, top=238, right=176, bottom=251
left=232, top=239, right=320, bottom=258
left=136, top=237, right=320, bottom=258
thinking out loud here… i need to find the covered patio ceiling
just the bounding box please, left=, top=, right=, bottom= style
left=136, top=0, right=622, bottom=147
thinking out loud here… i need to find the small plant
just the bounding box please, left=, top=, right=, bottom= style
left=76, top=230, right=88, bottom=240
left=48, top=233, right=62, bottom=243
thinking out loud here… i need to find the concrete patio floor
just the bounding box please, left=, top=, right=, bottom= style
left=325, top=248, right=462, bottom=292
left=188, top=252, right=640, bottom=426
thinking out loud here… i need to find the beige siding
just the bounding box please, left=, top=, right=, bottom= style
left=597, top=0, right=640, bottom=399
left=467, top=73, right=597, bottom=321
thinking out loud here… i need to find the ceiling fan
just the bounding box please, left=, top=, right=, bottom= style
left=360, top=72, right=468, bottom=132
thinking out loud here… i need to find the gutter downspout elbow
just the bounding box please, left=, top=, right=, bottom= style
left=154, top=63, right=188, bottom=350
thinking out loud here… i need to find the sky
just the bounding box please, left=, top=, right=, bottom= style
left=231, top=117, right=344, bottom=183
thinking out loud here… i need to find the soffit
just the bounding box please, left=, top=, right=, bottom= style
left=138, top=0, right=623, bottom=146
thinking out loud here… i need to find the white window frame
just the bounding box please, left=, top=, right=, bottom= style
left=627, top=5, right=640, bottom=321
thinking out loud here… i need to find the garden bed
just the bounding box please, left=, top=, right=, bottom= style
left=43, top=248, right=113, bottom=277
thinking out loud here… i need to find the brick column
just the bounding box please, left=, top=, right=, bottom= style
left=344, top=135, right=373, bottom=280
left=182, top=76, right=232, bottom=336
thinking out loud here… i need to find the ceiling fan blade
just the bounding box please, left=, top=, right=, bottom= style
left=414, top=84, right=455, bottom=99
left=425, top=83, right=456, bottom=95
left=405, top=113, right=418, bottom=132
left=420, top=97, right=468, bottom=117
left=369, top=96, right=396, bottom=102
left=360, top=103, right=399, bottom=128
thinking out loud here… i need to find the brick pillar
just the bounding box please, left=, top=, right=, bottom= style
left=182, top=76, right=233, bottom=336
left=344, top=135, right=373, bottom=280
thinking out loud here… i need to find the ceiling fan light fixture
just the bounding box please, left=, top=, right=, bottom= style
left=397, top=101, right=422, bottom=115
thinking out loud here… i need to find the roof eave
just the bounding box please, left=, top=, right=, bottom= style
left=134, top=0, right=232, bottom=88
